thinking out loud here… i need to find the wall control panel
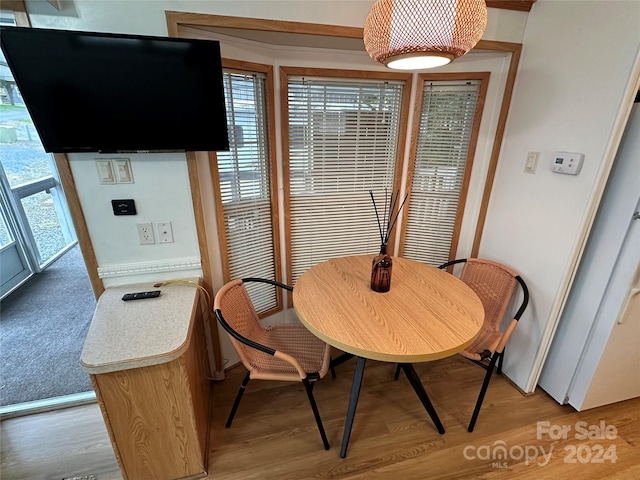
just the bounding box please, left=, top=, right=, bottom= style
left=551, top=152, right=584, bottom=175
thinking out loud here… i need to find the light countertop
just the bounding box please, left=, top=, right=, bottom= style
left=80, top=278, right=202, bottom=374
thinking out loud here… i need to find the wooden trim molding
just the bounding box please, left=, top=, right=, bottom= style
left=53, top=154, right=104, bottom=299
left=3, top=1, right=31, bottom=27
left=279, top=66, right=412, bottom=307
left=166, top=11, right=364, bottom=39
left=208, top=58, right=285, bottom=318
left=186, top=152, right=223, bottom=374
left=398, top=72, right=491, bottom=262
left=471, top=43, right=523, bottom=256
left=486, top=1, right=536, bottom=12
left=206, top=151, right=231, bottom=282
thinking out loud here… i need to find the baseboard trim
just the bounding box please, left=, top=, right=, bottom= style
left=0, top=391, right=97, bottom=419
left=97, top=257, right=201, bottom=278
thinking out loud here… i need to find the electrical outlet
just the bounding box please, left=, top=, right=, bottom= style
left=156, top=221, right=174, bottom=243
left=136, top=223, right=155, bottom=244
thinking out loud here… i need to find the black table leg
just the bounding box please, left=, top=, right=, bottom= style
left=340, top=356, right=366, bottom=458
left=399, top=363, right=445, bottom=434
left=330, top=352, right=354, bottom=378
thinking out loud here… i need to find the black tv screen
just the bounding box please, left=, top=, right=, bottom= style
left=0, top=27, right=229, bottom=153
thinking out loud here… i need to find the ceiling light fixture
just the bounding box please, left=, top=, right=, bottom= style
left=363, top=0, right=488, bottom=70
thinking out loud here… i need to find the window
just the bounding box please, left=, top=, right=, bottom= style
left=401, top=75, right=488, bottom=265
left=281, top=68, right=410, bottom=285
left=171, top=13, right=522, bottom=326
left=211, top=63, right=281, bottom=314
left=214, top=67, right=488, bottom=309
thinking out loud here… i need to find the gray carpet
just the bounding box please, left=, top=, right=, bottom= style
left=0, top=245, right=96, bottom=406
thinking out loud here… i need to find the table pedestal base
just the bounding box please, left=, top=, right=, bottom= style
left=339, top=358, right=445, bottom=458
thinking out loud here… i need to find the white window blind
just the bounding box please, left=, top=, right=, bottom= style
left=286, top=77, right=403, bottom=283
left=403, top=80, right=481, bottom=266
left=217, top=71, right=278, bottom=313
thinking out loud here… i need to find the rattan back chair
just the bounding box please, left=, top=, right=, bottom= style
left=439, top=258, right=529, bottom=432
left=214, top=277, right=332, bottom=450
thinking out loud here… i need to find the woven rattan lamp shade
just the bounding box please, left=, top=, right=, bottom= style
left=364, top=0, right=487, bottom=70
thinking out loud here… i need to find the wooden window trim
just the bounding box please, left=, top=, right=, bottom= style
left=399, top=72, right=491, bottom=262
left=2, top=1, right=30, bottom=27
left=280, top=66, right=412, bottom=303
left=209, top=59, right=284, bottom=317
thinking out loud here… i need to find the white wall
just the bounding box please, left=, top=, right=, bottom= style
left=479, top=0, right=640, bottom=392
left=26, top=0, right=526, bottom=42
left=24, top=1, right=640, bottom=392
left=68, top=153, right=202, bottom=287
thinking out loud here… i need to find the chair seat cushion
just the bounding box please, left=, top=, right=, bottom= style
left=246, top=323, right=330, bottom=381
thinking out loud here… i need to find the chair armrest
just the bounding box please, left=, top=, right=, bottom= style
left=514, top=275, right=529, bottom=320
left=214, top=308, right=310, bottom=380
left=274, top=350, right=308, bottom=379
left=496, top=319, right=517, bottom=354
left=215, top=308, right=276, bottom=356
left=496, top=277, right=529, bottom=353
left=438, top=258, right=467, bottom=270
left=243, top=277, right=293, bottom=292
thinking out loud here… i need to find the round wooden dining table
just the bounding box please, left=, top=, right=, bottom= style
left=293, top=254, right=484, bottom=458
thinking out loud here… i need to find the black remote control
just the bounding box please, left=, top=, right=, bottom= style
left=122, top=290, right=161, bottom=301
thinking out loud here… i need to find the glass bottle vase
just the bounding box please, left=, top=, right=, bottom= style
left=371, top=244, right=392, bottom=292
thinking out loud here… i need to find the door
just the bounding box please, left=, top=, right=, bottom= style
left=0, top=174, right=30, bottom=297
left=0, top=33, right=77, bottom=299
left=538, top=102, right=640, bottom=405
left=574, top=196, right=640, bottom=410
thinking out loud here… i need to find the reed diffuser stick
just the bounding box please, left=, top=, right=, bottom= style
left=369, top=190, right=385, bottom=245
left=386, top=193, right=408, bottom=241
left=370, top=188, right=409, bottom=246
left=386, top=190, right=398, bottom=242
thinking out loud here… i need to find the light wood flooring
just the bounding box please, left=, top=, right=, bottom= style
left=2, top=355, right=639, bottom=479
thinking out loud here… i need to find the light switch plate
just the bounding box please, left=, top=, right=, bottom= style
left=113, top=158, right=133, bottom=183
left=524, top=151, right=539, bottom=174
left=96, top=160, right=115, bottom=184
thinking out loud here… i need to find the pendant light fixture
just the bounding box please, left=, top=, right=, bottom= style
left=363, top=0, right=488, bottom=70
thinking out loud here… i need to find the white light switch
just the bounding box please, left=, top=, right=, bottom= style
left=96, top=160, right=115, bottom=184
left=524, top=151, right=539, bottom=174
left=551, top=152, right=584, bottom=175
left=113, top=158, right=134, bottom=183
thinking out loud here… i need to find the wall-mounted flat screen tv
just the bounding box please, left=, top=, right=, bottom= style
left=0, top=27, right=229, bottom=153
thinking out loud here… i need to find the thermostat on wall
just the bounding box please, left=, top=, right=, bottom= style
left=550, top=151, right=584, bottom=175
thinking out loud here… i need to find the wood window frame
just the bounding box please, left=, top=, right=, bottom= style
left=1, top=1, right=30, bottom=27
left=280, top=67, right=412, bottom=295
left=209, top=59, right=283, bottom=317
left=399, top=72, right=491, bottom=263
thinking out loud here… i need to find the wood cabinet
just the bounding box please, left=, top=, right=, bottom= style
left=81, top=279, right=211, bottom=480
